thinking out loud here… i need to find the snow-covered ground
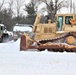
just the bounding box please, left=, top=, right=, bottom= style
left=0, top=39, right=76, bottom=75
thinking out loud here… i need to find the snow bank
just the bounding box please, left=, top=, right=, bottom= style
left=13, top=26, right=32, bottom=32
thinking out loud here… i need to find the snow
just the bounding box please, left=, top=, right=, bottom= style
left=0, top=24, right=4, bottom=26
left=0, top=39, right=76, bottom=75
left=13, top=26, right=32, bottom=32
left=3, top=30, right=13, bottom=36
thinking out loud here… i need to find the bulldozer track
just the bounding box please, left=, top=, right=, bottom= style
left=39, top=32, right=69, bottom=43
left=39, top=32, right=76, bottom=43
left=37, top=32, right=76, bottom=52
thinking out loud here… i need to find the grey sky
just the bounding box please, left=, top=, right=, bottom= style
left=0, top=0, right=31, bottom=16
left=0, top=0, right=76, bottom=16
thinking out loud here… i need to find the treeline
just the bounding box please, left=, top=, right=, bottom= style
left=0, top=0, right=71, bottom=31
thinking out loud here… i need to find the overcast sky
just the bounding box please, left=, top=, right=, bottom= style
left=0, top=0, right=76, bottom=16
left=0, top=0, right=31, bottom=16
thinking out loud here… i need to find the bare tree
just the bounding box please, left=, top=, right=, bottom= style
left=70, top=0, right=76, bottom=13
left=73, top=2, right=75, bottom=13
left=33, top=0, right=69, bottom=14
left=15, top=0, right=25, bottom=17
left=0, top=0, right=6, bottom=11
left=8, top=0, right=14, bottom=16
left=14, top=0, right=25, bottom=23
left=70, top=0, right=72, bottom=13
left=33, top=0, right=69, bottom=22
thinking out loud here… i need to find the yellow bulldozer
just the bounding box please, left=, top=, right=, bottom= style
left=20, top=13, right=76, bottom=52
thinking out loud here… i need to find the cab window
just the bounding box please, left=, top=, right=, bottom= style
left=65, top=16, right=73, bottom=24
left=57, top=16, right=63, bottom=31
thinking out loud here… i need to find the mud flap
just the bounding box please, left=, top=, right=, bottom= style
left=20, top=35, right=27, bottom=51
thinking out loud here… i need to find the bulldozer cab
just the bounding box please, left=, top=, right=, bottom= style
left=55, top=14, right=76, bottom=31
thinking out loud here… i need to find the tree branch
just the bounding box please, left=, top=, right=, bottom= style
left=0, top=0, right=5, bottom=10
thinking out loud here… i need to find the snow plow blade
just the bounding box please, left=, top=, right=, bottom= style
left=20, top=35, right=27, bottom=51
left=20, top=35, right=76, bottom=52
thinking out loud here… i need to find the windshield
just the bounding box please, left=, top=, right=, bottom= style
left=57, top=16, right=63, bottom=31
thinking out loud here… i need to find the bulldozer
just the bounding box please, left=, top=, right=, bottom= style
left=20, top=13, right=76, bottom=52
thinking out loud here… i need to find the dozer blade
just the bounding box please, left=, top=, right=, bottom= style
left=20, top=35, right=76, bottom=52
left=20, top=35, right=41, bottom=51
left=20, top=35, right=27, bottom=51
